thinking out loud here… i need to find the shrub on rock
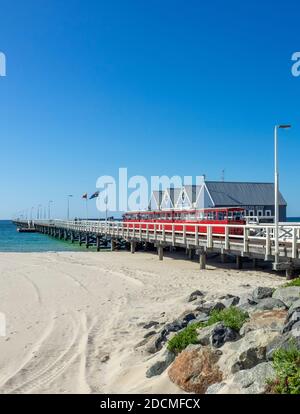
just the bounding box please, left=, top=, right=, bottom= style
left=267, top=343, right=300, bottom=394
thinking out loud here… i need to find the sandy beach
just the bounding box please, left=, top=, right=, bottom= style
left=0, top=251, right=285, bottom=394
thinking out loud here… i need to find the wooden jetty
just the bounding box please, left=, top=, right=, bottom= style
left=13, top=219, right=300, bottom=279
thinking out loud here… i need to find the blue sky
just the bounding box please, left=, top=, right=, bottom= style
left=0, top=0, right=299, bottom=219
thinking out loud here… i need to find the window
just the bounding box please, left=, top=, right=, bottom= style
left=249, top=210, right=255, bottom=217
left=265, top=210, right=272, bottom=217
left=257, top=210, right=263, bottom=217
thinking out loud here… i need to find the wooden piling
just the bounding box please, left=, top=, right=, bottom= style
left=199, top=249, right=206, bottom=270
left=158, top=245, right=164, bottom=261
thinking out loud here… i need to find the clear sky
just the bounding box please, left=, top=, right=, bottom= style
left=0, top=0, right=299, bottom=219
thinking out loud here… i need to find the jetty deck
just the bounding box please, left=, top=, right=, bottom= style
left=13, top=219, right=300, bottom=279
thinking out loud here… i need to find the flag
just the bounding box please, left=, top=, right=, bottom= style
left=82, top=193, right=88, bottom=199
left=89, top=191, right=99, bottom=200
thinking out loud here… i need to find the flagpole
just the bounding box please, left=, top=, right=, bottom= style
left=86, top=198, right=88, bottom=221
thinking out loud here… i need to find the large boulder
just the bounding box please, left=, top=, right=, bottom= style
left=146, top=350, right=175, bottom=378
left=252, top=287, right=274, bottom=301
left=272, top=287, right=300, bottom=308
left=168, top=345, right=223, bottom=394
left=240, top=309, right=287, bottom=336
left=254, top=298, right=286, bottom=311
left=218, top=329, right=279, bottom=376
left=206, top=363, right=276, bottom=394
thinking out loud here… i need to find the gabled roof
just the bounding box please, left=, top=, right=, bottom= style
left=148, top=190, right=163, bottom=210
left=206, top=181, right=287, bottom=207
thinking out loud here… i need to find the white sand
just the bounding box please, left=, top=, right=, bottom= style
left=0, top=251, right=285, bottom=394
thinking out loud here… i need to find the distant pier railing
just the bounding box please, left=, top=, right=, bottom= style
left=13, top=219, right=300, bottom=278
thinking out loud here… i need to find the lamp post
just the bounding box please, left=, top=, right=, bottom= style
left=37, top=204, right=42, bottom=220
left=48, top=200, right=53, bottom=220
left=67, top=195, right=73, bottom=221
left=274, top=124, right=291, bottom=268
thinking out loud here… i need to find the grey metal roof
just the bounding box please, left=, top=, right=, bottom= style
left=206, top=181, right=287, bottom=207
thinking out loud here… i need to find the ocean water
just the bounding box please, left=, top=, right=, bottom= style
left=287, top=217, right=300, bottom=222
left=0, top=220, right=87, bottom=252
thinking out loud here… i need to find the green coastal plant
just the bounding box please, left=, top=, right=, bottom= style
left=208, top=307, right=249, bottom=331
left=267, top=343, right=300, bottom=394
left=167, top=307, right=249, bottom=354
left=167, top=322, right=206, bottom=354
left=283, top=278, right=300, bottom=288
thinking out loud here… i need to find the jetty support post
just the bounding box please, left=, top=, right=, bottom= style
left=285, top=261, right=296, bottom=280
left=252, top=258, right=258, bottom=269
left=158, top=244, right=164, bottom=261
left=221, top=253, right=226, bottom=263
left=79, top=233, right=82, bottom=246
left=96, top=236, right=101, bottom=252
left=130, top=240, right=136, bottom=254
left=188, top=248, right=195, bottom=260
left=236, top=255, right=243, bottom=270
left=111, top=239, right=116, bottom=251
left=70, top=232, right=74, bottom=244
left=199, top=248, right=206, bottom=270
left=86, top=233, right=90, bottom=248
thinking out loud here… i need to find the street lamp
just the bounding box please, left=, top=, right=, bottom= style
left=48, top=200, right=53, bottom=220
left=67, top=195, right=73, bottom=220
left=30, top=206, right=34, bottom=220
left=37, top=204, right=42, bottom=220
left=274, top=124, right=291, bottom=268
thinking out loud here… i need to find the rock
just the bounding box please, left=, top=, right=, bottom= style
left=144, top=330, right=157, bottom=339
left=213, top=363, right=275, bottom=394
left=195, top=312, right=210, bottom=323
left=211, top=323, right=240, bottom=348
left=205, top=382, right=226, bottom=394
left=237, top=293, right=258, bottom=313
left=288, top=299, right=300, bottom=316
left=143, top=321, right=160, bottom=329
left=197, top=323, right=219, bottom=346
left=291, top=320, right=300, bottom=335
left=168, top=345, right=223, bottom=394
left=188, top=313, right=209, bottom=326
left=252, top=287, right=274, bottom=301
left=218, top=329, right=279, bottom=376
left=272, top=287, right=300, bottom=308
left=178, top=311, right=196, bottom=324
left=254, top=298, right=286, bottom=311
left=240, top=309, right=287, bottom=336
left=146, top=351, right=175, bottom=378
left=221, top=296, right=240, bottom=308
left=100, top=354, right=110, bottom=363
left=188, top=290, right=204, bottom=302
left=145, top=332, right=166, bottom=354
left=196, top=301, right=225, bottom=314
left=162, top=320, right=187, bottom=336
left=266, top=330, right=300, bottom=360
left=282, top=310, right=300, bottom=334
